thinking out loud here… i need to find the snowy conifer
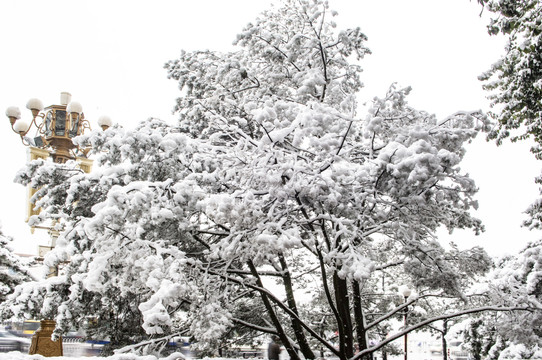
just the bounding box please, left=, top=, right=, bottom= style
left=0, top=223, right=31, bottom=305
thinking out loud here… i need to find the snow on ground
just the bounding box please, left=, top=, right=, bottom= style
left=0, top=352, right=186, bottom=360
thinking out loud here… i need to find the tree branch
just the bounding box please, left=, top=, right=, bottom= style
left=231, top=317, right=278, bottom=334
left=355, top=306, right=538, bottom=360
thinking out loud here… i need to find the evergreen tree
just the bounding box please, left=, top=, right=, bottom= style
left=483, top=240, right=542, bottom=357
left=0, top=223, right=31, bottom=305
left=478, top=0, right=542, bottom=230
left=478, top=0, right=542, bottom=151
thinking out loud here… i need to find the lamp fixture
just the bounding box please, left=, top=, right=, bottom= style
left=400, top=285, right=412, bottom=299
left=5, top=92, right=110, bottom=163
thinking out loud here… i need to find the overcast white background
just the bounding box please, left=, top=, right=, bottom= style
left=0, top=0, right=539, bottom=258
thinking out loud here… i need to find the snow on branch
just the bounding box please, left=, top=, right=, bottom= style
left=355, top=305, right=540, bottom=360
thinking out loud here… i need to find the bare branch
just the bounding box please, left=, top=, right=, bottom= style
left=356, top=306, right=538, bottom=360
left=231, top=317, right=278, bottom=334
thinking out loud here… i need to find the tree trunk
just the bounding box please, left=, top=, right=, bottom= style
left=316, top=247, right=345, bottom=360
left=333, top=271, right=354, bottom=359
left=278, top=253, right=316, bottom=359
left=441, top=320, right=448, bottom=360
left=353, top=280, right=373, bottom=360
left=247, top=260, right=301, bottom=360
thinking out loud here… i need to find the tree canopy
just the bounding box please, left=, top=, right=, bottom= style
left=4, top=1, right=523, bottom=358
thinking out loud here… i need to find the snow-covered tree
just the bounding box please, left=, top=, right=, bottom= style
left=460, top=317, right=499, bottom=360
left=477, top=239, right=542, bottom=358
left=4, top=121, right=183, bottom=353
left=477, top=0, right=542, bottom=230
left=470, top=5, right=542, bottom=355
left=5, top=0, right=521, bottom=358
left=444, top=237, right=542, bottom=360
left=0, top=222, right=31, bottom=305
left=478, top=0, right=542, bottom=152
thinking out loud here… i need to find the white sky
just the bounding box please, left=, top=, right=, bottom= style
left=0, top=0, right=539, bottom=257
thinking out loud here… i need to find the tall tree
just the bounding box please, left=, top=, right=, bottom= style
left=4, top=0, right=518, bottom=358
left=474, top=5, right=542, bottom=355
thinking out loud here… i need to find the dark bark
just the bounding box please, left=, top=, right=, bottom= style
left=353, top=280, right=373, bottom=360
left=278, top=253, right=316, bottom=359
left=316, top=247, right=344, bottom=358
left=333, top=272, right=354, bottom=359
left=247, top=260, right=301, bottom=360
left=202, top=266, right=340, bottom=357
left=441, top=320, right=448, bottom=360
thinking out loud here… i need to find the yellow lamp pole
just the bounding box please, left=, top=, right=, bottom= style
left=5, top=92, right=111, bottom=356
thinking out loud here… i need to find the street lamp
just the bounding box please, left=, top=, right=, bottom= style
left=5, top=92, right=109, bottom=357
left=399, top=285, right=411, bottom=360
left=6, top=92, right=109, bottom=222
left=6, top=91, right=93, bottom=163
left=98, top=115, right=113, bottom=131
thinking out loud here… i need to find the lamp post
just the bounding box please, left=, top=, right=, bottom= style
left=399, top=285, right=411, bottom=360
left=5, top=92, right=108, bottom=357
